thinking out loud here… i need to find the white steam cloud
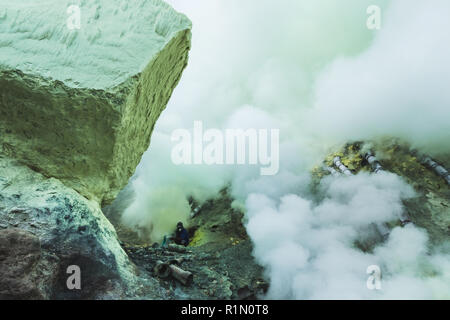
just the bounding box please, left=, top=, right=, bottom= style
left=308, top=0, right=450, bottom=153
left=120, top=0, right=450, bottom=299
left=245, top=173, right=448, bottom=299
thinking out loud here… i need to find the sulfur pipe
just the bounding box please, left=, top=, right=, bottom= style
left=333, top=157, right=353, bottom=176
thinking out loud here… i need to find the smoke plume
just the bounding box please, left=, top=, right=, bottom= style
left=119, top=0, right=450, bottom=298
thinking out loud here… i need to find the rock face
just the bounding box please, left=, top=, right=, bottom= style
left=0, top=158, right=139, bottom=299
left=0, top=0, right=192, bottom=205
left=0, top=0, right=191, bottom=299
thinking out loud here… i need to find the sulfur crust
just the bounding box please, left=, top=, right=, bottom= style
left=0, top=0, right=192, bottom=205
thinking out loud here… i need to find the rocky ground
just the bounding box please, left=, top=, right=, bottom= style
left=123, top=241, right=267, bottom=300
left=104, top=188, right=267, bottom=300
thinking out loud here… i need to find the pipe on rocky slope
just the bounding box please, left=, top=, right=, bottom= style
left=154, top=261, right=171, bottom=278
left=154, top=260, right=193, bottom=286
left=421, top=157, right=450, bottom=185
left=324, top=166, right=340, bottom=177
left=169, top=264, right=193, bottom=286
left=333, top=157, right=353, bottom=176
left=364, top=151, right=384, bottom=173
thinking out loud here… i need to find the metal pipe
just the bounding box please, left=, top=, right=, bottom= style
left=364, top=151, right=384, bottom=173
left=333, top=157, right=353, bottom=176
left=324, top=166, right=340, bottom=177
left=190, top=206, right=202, bottom=218
left=167, top=244, right=188, bottom=253
left=154, top=261, right=171, bottom=278
left=377, top=223, right=391, bottom=238
left=400, top=215, right=412, bottom=226
left=421, top=157, right=450, bottom=185
left=154, top=260, right=193, bottom=286
left=169, top=264, right=193, bottom=286
left=169, top=257, right=184, bottom=265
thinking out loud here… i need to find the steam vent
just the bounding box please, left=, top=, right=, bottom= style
left=0, top=0, right=191, bottom=299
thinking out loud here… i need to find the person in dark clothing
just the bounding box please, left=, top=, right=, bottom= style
left=174, top=222, right=189, bottom=246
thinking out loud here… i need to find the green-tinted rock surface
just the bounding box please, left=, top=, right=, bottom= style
left=0, top=0, right=191, bottom=205
left=0, top=157, right=137, bottom=299
left=0, top=0, right=192, bottom=299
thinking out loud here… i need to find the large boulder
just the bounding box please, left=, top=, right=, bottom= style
left=0, top=158, right=140, bottom=299
left=0, top=0, right=191, bottom=299
left=0, top=0, right=191, bottom=205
